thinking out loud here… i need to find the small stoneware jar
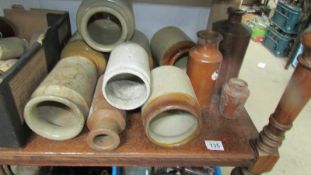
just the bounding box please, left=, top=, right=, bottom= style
left=61, top=37, right=107, bottom=76
left=187, top=30, right=223, bottom=109
left=0, top=37, right=28, bottom=60
left=151, top=26, right=195, bottom=71
left=77, top=0, right=135, bottom=52
left=87, top=75, right=126, bottom=151
left=0, top=59, right=18, bottom=75
left=220, top=78, right=250, bottom=119
left=102, top=42, right=151, bottom=110
left=24, top=56, right=98, bottom=140
left=131, top=30, right=154, bottom=69
left=142, top=66, right=202, bottom=147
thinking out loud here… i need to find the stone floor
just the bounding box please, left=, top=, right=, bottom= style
left=221, top=41, right=311, bottom=175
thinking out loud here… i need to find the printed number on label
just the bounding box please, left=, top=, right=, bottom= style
left=205, top=140, right=224, bottom=151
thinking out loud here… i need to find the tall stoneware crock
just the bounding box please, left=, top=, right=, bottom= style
left=187, top=30, right=223, bottom=109
left=151, top=26, right=195, bottom=71
left=24, top=56, right=97, bottom=140
left=102, top=42, right=151, bottom=110
left=213, top=7, right=251, bottom=94
left=77, top=0, right=135, bottom=52
left=142, top=66, right=202, bottom=147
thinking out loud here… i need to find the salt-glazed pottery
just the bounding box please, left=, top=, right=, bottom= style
left=142, top=66, right=202, bottom=147
left=213, top=7, right=251, bottom=94
left=187, top=30, right=223, bottom=109
left=77, top=0, right=135, bottom=52
left=131, top=30, right=154, bottom=69
left=219, top=78, right=250, bottom=119
left=24, top=56, right=97, bottom=140
left=151, top=26, right=195, bottom=71
left=0, top=37, right=28, bottom=60
left=61, top=36, right=107, bottom=76
left=87, top=75, right=126, bottom=151
left=0, top=59, right=18, bottom=75
left=102, top=42, right=151, bottom=110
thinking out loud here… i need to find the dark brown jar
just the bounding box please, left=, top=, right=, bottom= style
left=213, top=7, right=251, bottom=94
left=187, top=30, right=223, bottom=109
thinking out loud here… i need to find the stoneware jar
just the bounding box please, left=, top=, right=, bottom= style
left=61, top=37, right=107, bottom=76
left=0, top=59, right=18, bottom=75
left=77, top=0, right=135, bottom=52
left=213, top=7, right=251, bottom=94
left=219, top=78, right=250, bottom=119
left=0, top=37, right=28, bottom=60
left=187, top=30, right=223, bottom=109
left=151, top=26, right=195, bottom=71
left=142, top=66, right=202, bottom=147
left=24, top=56, right=97, bottom=140
left=0, top=16, right=16, bottom=38
left=131, top=30, right=154, bottom=69
left=87, top=75, right=126, bottom=151
left=102, top=42, right=151, bottom=110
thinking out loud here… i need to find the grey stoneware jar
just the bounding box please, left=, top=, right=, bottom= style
left=142, top=66, right=202, bottom=147
left=102, top=42, right=151, bottom=110
left=77, top=0, right=135, bottom=52
left=150, top=26, right=195, bottom=71
left=24, top=56, right=98, bottom=140
left=0, top=37, right=27, bottom=60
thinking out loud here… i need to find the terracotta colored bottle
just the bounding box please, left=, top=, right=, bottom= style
left=219, top=78, right=250, bottom=119
left=87, top=75, right=126, bottom=151
left=187, top=30, right=223, bottom=109
left=213, top=7, right=251, bottom=94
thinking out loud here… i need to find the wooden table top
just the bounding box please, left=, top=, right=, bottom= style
left=0, top=101, right=258, bottom=167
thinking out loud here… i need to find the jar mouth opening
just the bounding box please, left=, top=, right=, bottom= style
left=148, top=109, right=198, bottom=146
left=24, top=97, right=84, bottom=140
left=197, top=30, right=223, bottom=42
left=229, top=78, right=248, bottom=89
left=105, top=72, right=149, bottom=110
left=88, top=130, right=120, bottom=151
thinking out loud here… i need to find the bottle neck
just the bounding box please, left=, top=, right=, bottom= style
left=196, top=30, right=222, bottom=50
left=197, top=39, right=220, bottom=49
left=228, top=14, right=242, bottom=23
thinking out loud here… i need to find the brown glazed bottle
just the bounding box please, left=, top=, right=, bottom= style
left=87, top=75, right=126, bottom=151
left=213, top=7, right=251, bottom=94
left=187, top=30, right=223, bottom=109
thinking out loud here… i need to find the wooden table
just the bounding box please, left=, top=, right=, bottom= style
left=0, top=101, right=258, bottom=167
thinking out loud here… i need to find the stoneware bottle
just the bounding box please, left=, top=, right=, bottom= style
left=151, top=26, right=195, bottom=71
left=77, top=0, right=135, bottom=52
left=187, top=30, right=223, bottom=109
left=61, top=36, right=107, bottom=76
left=142, top=66, right=202, bottom=147
left=0, top=59, right=18, bottom=75
left=24, top=56, right=98, bottom=140
left=87, top=75, right=126, bottom=151
left=131, top=30, right=154, bottom=69
left=102, top=42, right=151, bottom=110
left=213, top=7, right=251, bottom=94
left=0, top=37, right=28, bottom=60
left=219, top=78, right=250, bottom=119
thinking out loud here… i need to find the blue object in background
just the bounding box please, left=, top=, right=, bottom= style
left=263, top=26, right=294, bottom=57
left=112, top=166, right=121, bottom=175
left=271, top=0, right=302, bottom=34
left=214, top=166, right=222, bottom=175
left=292, top=43, right=303, bottom=67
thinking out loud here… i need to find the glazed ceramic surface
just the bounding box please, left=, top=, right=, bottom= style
left=77, top=0, right=135, bottom=52
left=61, top=38, right=107, bottom=76
left=24, top=56, right=97, bottom=140
left=87, top=76, right=126, bottom=151
left=150, top=26, right=194, bottom=70
left=103, top=42, right=151, bottom=110
left=187, top=30, right=223, bottom=109
left=0, top=59, right=18, bottom=75
left=142, top=66, right=202, bottom=147
left=0, top=37, right=27, bottom=60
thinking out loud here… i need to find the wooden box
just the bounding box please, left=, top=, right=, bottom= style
left=0, top=6, right=71, bottom=148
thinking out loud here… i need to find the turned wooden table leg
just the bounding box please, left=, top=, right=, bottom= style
left=231, top=28, right=311, bottom=175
